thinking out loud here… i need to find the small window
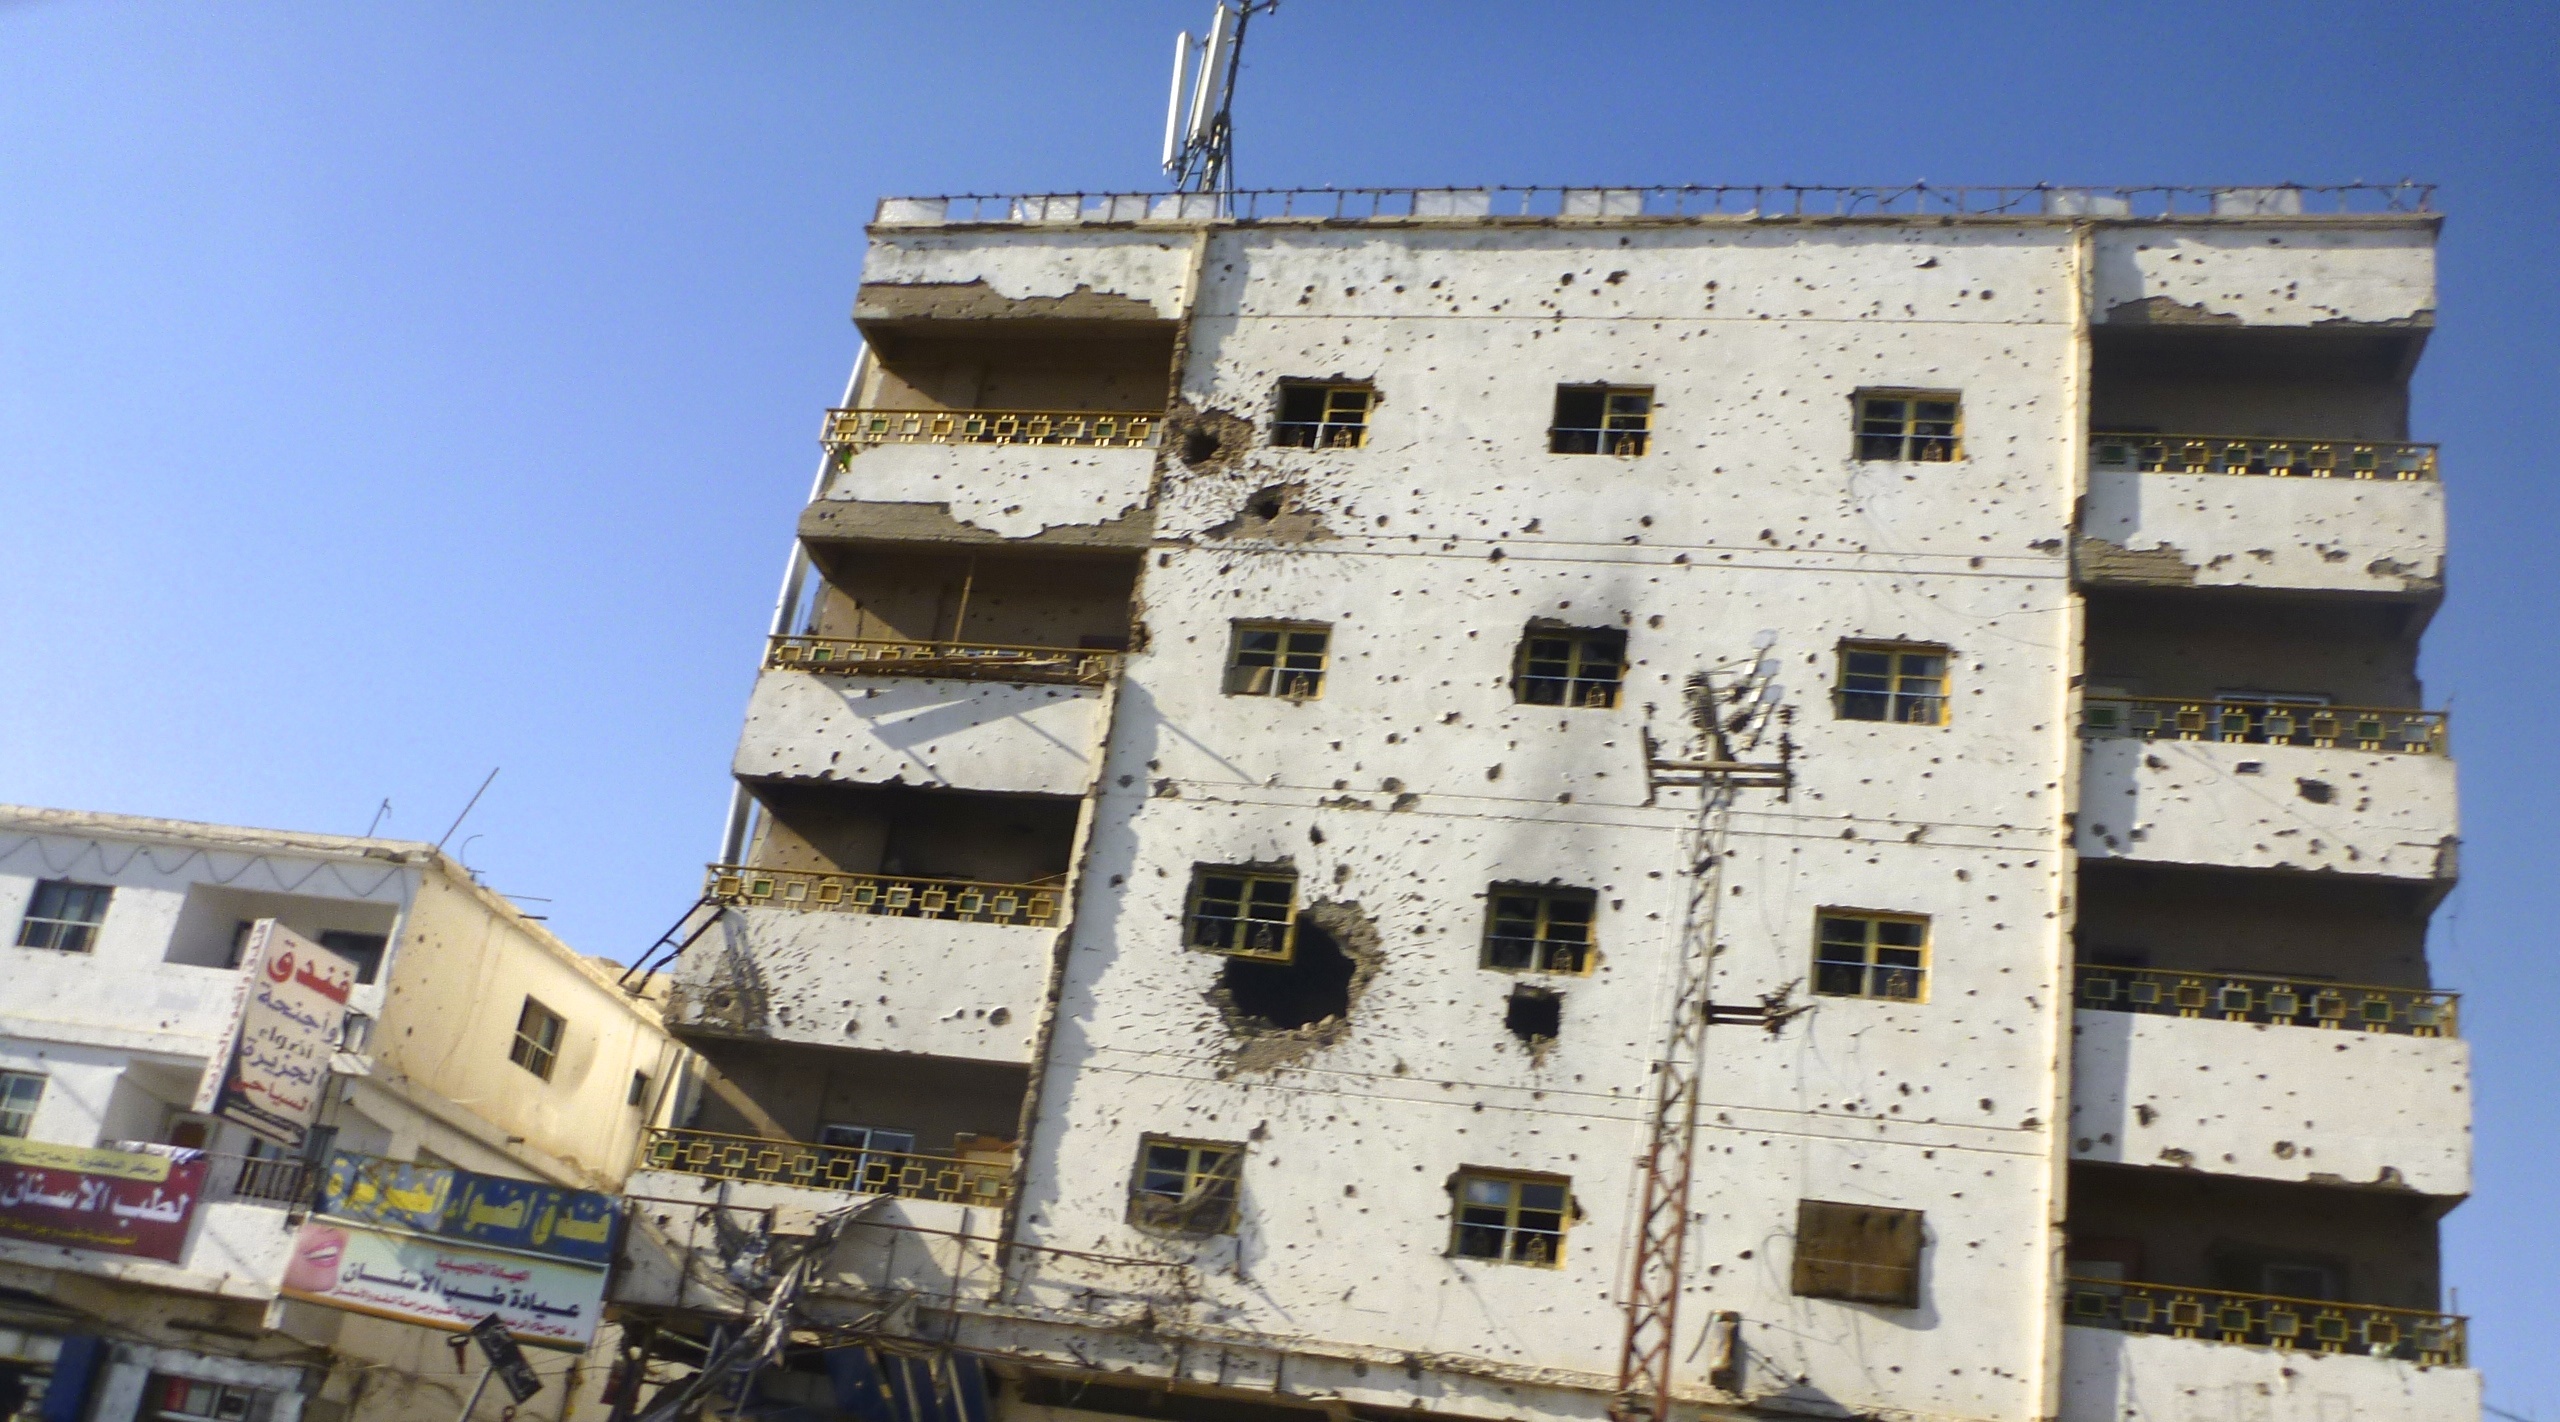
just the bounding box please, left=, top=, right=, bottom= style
left=1515, top=627, right=1627, bottom=708
left=1483, top=887, right=1595, bottom=973
left=1855, top=392, right=1961, bottom=462
left=1185, top=868, right=1299, bottom=962
left=1273, top=382, right=1373, bottom=449
left=818, top=1123, right=917, bottom=1175
left=1450, top=1169, right=1570, bottom=1266
left=1836, top=642, right=1949, bottom=725
left=318, top=930, right=388, bottom=986
left=1814, top=911, right=1929, bottom=1001
left=628, top=1072, right=651, bottom=1107
left=508, top=998, right=565, bottom=1080
left=1549, top=385, right=1652, bottom=455
left=16, top=880, right=111, bottom=953
left=0, top=1071, right=43, bottom=1138
left=1225, top=622, right=1330, bottom=699
left=1129, top=1135, right=1243, bottom=1235
left=1792, top=1200, right=1924, bottom=1307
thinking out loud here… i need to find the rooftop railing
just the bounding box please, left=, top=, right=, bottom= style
left=2076, top=965, right=2457, bottom=1038
left=2082, top=696, right=2446, bottom=756
left=707, top=863, right=1064, bottom=928
left=878, top=184, right=2436, bottom=228
left=824, top=408, right=1159, bottom=450
left=640, top=1127, right=1012, bottom=1208
left=768, top=634, right=1120, bottom=688
left=2094, top=433, right=2438, bottom=482
left=2065, top=1276, right=2464, bottom=1365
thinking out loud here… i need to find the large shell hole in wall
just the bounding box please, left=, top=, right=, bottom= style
left=1219, top=919, right=1355, bottom=1030
left=1505, top=985, right=1561, bottom=1045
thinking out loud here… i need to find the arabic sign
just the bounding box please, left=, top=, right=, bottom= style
left=321, top=1153, right=618, bottom=1267
left=0, top=1139, right=205, bottom=1262
left=281, top=1219, right=606, bottom=1349
left=193, top=922, right=354, bottom=1150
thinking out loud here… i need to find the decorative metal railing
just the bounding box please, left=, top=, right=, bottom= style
left=823, top=408, right=1159, bottom=450
left=877, top=184, right=2435, bottom=227
left=202, top=1153, right=320, bottom=1208
left=2076, top=965, right=2457, bottom=1038
left=640, top=1128, right=1012, bottom=1207
left=2064, top=1277, right=2464, bottom=1365
left=2093, top=433, right=2437, bottom=482
left=706, top=864, right=1063, bottom=928
left=2081, top=696, right=2446, bottom=755
left=768, top=634, right=1120, bottom=688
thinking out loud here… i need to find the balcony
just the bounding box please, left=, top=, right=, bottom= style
left=2066, top=1276, right=2461, bottom=1364
left=2076, top=732, right=2456, bottom=881
left=824, top=407, right=1158, bottom=452
left=2070, top=968, right=2469, bottom=1194
left=769, top=633, right=1119, bottom=688
left=2060, top=1325, right=2478, bottom=1422
left=2081, top=433, right=2444, bottom=598
left=637, top=1126, right=1012, bottom=1208
left=706, top=863, right=1062, bottom=928
left=2083, top=694, right=2445, bottom=756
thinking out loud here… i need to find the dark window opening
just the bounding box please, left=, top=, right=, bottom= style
left=1219, top=914, right=1355, bottom=1029
left=1187, top=868, right=1299, bottom=961
left=1452, top=1169, right=1570, bottom=1265
left=319, top=930, right=388, bottom=985
left=17, top=879, right=111, bottom=953
left=1226, top=622, right=1330, bottom=699
left=1855, top=392, right=1961, bottom=462
left=1273, top=382, right=1374, bottom=449
left=1484, top=886, right=1595, bottom=972
left=1504, top=985, right=1561, bottom=1044
left=628, top=1072, right=651, bottom=1107
left=1515, top=627, right=1627, bottom=708
left=1792, top=1199, right=1924, bottom=1307
left=1550, top=386, right=1652, bottom=455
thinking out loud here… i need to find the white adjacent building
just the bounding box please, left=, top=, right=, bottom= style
left=614, top=184, right=2471, bottom=1422
left=0, top=807, right=682, bottom=1422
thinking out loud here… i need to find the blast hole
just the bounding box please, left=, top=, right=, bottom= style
left=1183, top=428, right=1222, bottom=464
left=1220, top=920, right=1354, bottom=1030
left=1505, top=985, right=1561, bottom=1044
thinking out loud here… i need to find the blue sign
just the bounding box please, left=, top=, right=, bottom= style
left=320, top=1152, right=618, bottom=1267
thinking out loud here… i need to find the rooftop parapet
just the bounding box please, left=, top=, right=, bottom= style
left=876, top=182, right=2436, bottom=228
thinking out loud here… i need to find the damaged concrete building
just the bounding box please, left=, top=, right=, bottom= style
left=613, top=184, right=2470, bottom=1422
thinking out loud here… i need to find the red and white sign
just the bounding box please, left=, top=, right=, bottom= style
left=192, top=921, right=355, bottom=1150
left=0, top=1138, right=206, bottom=1263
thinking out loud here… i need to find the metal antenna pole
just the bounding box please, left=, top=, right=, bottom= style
left=1613, top=650, right=1792, bottom=1422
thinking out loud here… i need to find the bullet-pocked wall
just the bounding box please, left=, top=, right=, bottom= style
left=1008, top=220, right=2085, bottom=1421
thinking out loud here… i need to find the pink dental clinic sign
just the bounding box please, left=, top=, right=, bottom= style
left=281, top=1219, right=607, bottom=1349
left=192, top=921, right=355, bottom=1150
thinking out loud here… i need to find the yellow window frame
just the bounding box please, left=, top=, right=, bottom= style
left=1482, top=886, right=1596, bottom=973
left=1129, top=1135, right=1244, bottom=1234
left=1225, top=621, right=1331, bottom=699
left=1813, top=910, right=1931, bottom=1003
left=1185, top=868, right=1300, bottom=962
left=1836, top=641, right=1950, bottom=726
left=1274, top=382, right=1375, bottom=449
left=1450, top=1168, right=1572, bottom=1267
left=1550, top=385, right=1653, bottom=456
left=1514, top=628, right=1627, bottom=708
left=1855, top=390, right=1963, bottom=462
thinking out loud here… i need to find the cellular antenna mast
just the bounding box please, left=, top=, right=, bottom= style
left=1161, top=1, right=1277, bottom=196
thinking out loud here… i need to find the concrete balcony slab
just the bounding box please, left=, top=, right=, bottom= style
left=2070, top=1008, right=2469, bottom=1195
left=2081, top=467, right=2442, bottom=598
left=668, top=903, right=1049, bottom=1064
left=2062, top=1325, right=2476, bottom=1422
left=735, top=666, right=1108, bottom=797
left=615, top=1170, right=993, bottom=1313
left=2076, top=737, right=2456, bottom=882
left=822, top=441, right=1156, bottom=541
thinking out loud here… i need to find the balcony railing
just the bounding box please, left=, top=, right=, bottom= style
left=201, top=1152, right=320, bottom=1208
left=2082, top=696, right=2446, bottom=755
left=2064, top=1276, right=2464, bottom=1365
left=768, top=634, right=1121, bottom=688
left=2077, top=965, right=2457, bottom=1037
left=824, top=408, right=1160, bottom=450
left=707, top=864, right=1063, bottom=928
left=2093, top=433, right=2437, bottom=482
left=640, top=1127, right=1012, bottom=1207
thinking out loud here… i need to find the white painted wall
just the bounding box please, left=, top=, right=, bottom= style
left=2077, top=738, right=2457, bottom=880
left=2060, top=1326, right=2477, bottom=1422
left=735, top=668, right=1107, bottom=797
left=2093, top=225, right=2436, bottom=325
left=669, top=905, right=1047, bottom=1064
left=2082, top=469, right=2444, bottom=596
left=2070, top=1011, right=2469, bottom=1195
left=853, top=228, right=1195, bottom=319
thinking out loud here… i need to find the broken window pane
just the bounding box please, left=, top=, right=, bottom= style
left=1792, top=1199, right=1924, bottom=1307
left=1514, top=627, right=1627, bottom=708
left=1187, top=868, right=1299, bottom=962
left=1273, top=382, right=1374, bottom=449
left=1484, top=886, right=1596, bottom=973
left=1226, top=622, right=1330, bottom=698
left=1549, top=385, right=1651, bottom=455
left=1814, top=911, right=1931, bottom=1002
left=1130, top=1136, right=1243, bottom=1234
left=1451, top=1169, right=1572, bottom=1265
left=1855, top=391, right=1963, bottom=462
left=1836, top=642, right=1949, bottom=724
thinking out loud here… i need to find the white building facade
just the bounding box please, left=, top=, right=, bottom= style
left=617, top=185, right=2470, bottom=1422
left=0, top=808, right=683, bottom=1422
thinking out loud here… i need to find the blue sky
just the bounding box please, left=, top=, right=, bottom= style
left=1, top=0, right=2552, bottom=1410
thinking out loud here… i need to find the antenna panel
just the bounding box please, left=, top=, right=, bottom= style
left=1162, top=31, right=1195, bottom=173
left=1186, top=3, right=1234, bottom=147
